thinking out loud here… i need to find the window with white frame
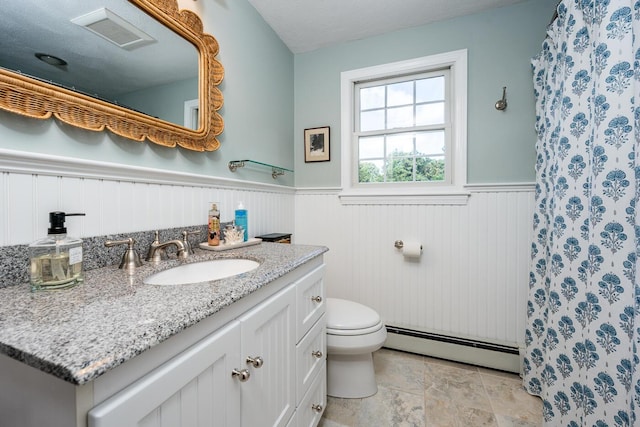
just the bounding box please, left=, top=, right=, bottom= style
left=340, top=50, right=468, bottom=204
left=356, top=70, right=449, bottom=184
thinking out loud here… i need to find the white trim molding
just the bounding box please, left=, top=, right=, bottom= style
left=338, top=190, right=470, bottom=205
left=0, top=149, right=295, bottom=194
left=465, top=182, right=536, bottom=192
left=295, top=187, right=342, bottom=196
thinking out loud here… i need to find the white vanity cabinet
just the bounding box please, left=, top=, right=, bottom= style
left=87, top=261, right=326, bottom=427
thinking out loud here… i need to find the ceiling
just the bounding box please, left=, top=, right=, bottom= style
left=247, top=0, right=528, bottom=54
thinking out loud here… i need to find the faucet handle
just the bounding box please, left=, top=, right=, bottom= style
left=105, top=238, right=143, bottom=271
left=147, top=230, right=168, bottom=261
left=182, top=230, right=201, bottom=256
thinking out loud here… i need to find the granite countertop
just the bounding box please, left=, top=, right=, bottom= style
left=0, top=242, right=327, bottom=385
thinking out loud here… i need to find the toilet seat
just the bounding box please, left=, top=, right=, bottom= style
left=326, top=298, right=381, bottom=334
left=326, top=321, right=384, bottom=336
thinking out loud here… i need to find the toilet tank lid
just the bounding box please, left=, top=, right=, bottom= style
left=326, top=298, right=381, bottom=330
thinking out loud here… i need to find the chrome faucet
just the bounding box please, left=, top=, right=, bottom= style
left=146, top=231, right=188, bottom=263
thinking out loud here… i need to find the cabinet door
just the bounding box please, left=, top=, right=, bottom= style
left=239, top=285, right=296, bottom=427
left=88, top=321, right=241, bottom=427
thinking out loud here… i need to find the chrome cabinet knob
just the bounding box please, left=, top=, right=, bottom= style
left=311, top=295, right=322, bottom=303
left=312, top=350, right=323, bottom=359
left=246, top=355, right=264, bottom=368
left=312, top=403, right=323, bottom=413
left=231, top=368, right=251, bottom=382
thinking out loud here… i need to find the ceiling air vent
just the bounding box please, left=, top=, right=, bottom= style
left=71, top=8, right=155, bottom=50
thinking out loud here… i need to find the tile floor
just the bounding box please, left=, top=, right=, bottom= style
left=318, top=348, right=542, bottom=427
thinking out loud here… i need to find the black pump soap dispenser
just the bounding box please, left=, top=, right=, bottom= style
left=29, top=211, right=85, bottom=291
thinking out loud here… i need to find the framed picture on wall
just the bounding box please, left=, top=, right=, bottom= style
left=304, top=126, right=330, bottom=162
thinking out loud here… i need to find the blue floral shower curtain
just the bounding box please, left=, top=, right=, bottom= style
left=524, top=0, right=639, bottom=425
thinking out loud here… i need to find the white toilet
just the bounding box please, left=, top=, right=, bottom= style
left=325, top=298, right=387, bottom=398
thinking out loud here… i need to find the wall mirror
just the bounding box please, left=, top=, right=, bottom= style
left=0, top=0, right=223, bottom=151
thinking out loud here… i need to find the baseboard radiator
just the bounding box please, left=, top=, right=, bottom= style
left=384, top=325, right=521, bottom=374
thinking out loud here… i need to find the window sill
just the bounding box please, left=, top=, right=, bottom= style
left=338, top=188, right=470, bottom=205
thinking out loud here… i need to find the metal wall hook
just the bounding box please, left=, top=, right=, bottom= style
left=495, top=86, right=507, bottom=111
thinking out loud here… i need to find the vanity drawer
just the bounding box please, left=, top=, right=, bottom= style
left=296, top=364, right=326, bottom=427
left=295, top=264, right=325, bottom=342
left=296, top=315, right=326, bottom=403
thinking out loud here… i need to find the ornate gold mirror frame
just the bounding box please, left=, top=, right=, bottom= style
left=0, top=0, right=224, bottom=152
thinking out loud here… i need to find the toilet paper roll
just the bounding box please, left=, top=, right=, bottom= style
left=402, top=241, right=422, bottom=258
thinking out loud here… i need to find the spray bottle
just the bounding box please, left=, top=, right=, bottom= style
left=235, top=202, right=248, bottom=242
left=208, top=203, right=220, bottom=246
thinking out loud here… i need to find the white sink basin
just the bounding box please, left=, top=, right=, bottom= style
left=143, top=259, right=260, bottom=285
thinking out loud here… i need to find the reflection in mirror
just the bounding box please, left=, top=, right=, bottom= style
left=1, top=0, right=198, bottom=126
left=184, top=99, right=199, bottom=130
left=0, top=0, right=224, bottom=151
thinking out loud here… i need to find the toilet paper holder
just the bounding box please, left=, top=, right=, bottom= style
left=394, top=240, right=422, bottom=250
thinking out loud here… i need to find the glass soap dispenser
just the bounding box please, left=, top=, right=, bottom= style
left=29, top=211, right=85, bottom=291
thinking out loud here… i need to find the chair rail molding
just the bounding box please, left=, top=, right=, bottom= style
left=0, top=148, right=295, bottom=193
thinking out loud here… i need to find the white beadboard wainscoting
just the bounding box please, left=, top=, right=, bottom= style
left=294, top=186, right=535, bottom=372
left=0, top=149, right=295, bottom=246
left=0, top=148, right=535, bottom=372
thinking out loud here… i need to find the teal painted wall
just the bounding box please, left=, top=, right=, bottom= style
left=0, top=0, right=294, bottom=186
left=1, top=0, right=557, bottom=187
left=293, top=0, right=558, bottom=187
